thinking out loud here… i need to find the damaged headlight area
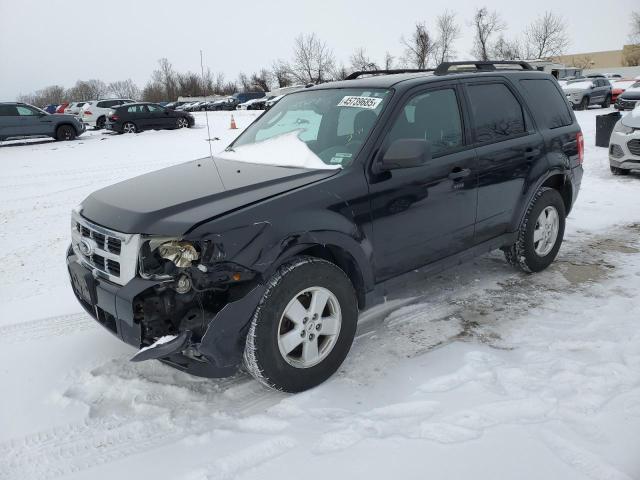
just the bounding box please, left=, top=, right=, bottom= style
left=139, top=237, right=256, bottom=293
left=133, top=236, right=259, bottom=353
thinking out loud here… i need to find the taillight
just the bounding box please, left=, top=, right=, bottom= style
left=576, top=131, right=584, bottom=165
left=83, top=110, right=92, bottom=116
left=110, top=114, right=119, bottom=121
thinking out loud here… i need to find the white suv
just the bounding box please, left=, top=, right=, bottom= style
left=81, top=99, right=134, bottom=129
left=609, top=106, right=640, bottom=175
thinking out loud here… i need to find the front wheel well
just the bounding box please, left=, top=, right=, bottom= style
left=541, top=174, right=573, bottom=215
left=295, top=245, right=366, bottom=310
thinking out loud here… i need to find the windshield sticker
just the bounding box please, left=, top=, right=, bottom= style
left=330, top=152, right=352, bottom=164
left=337, top=96, right=382, bottom=109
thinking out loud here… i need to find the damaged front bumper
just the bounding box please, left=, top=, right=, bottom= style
left=66, top=247, right=265, bottom=377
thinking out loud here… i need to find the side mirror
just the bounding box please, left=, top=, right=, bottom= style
left=379, top=138, right=431, bottom=171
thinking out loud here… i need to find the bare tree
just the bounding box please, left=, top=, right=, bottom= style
left=471, top=7, right=505, bottom=61
left=237, top=72, right=252, bottom=92
left=290, top=33, right=335, bottom=84
left=141, top=82, right=165, bottom=102
left=17, top=85, right=66, bottom=107
left=350, top=47, right=378, bottom=71
left=570, top=55, right=595, bottom=69
left=401, top=22, right=435, bottom=69
left=270, top=60, right=292, bottom=88
left=630, top=11, right=640, bottom=44
left=250, top=69, right=271, bottom=91
left=331, top=63, right=350, bottom=81
left=383, top=52, right=395, bottom=69
left=492, top=36, right=523, bottom=60
left=524, top=11, right=570, bottom=59
left=108, top=79, right=140, bottom=100
left=433, top=10, right=461, bottom=65
left=151, top=58, right=178, bottom=100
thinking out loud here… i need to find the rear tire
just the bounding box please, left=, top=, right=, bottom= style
left=95, top=116, right=106, bottom=130
left=55, top=125, right=76, bottom=141
left=503, top=188, right=566, bottom=273
left=602, top=95, right=611, bottom=108
left=122, top=122, right=137, bottom=134
left=243, top=256, right=358, bottom=392
left=610, top=166, right=629, bottom=176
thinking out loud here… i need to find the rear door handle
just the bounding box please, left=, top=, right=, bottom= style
left=448, top=167, right=471, bottom=180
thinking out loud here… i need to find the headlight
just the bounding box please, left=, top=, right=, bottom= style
left=158, top=240, right=199, bottom=267
left=614, top=121, right=634, bottom=134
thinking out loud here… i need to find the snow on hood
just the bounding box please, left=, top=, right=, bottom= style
left=562, top=81, right=593, bottom=91
left=217, top=131, right=341, bottom=170
left=621, top=105, right=640, bottom=129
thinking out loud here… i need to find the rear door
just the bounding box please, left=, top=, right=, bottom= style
left=0, top=104, right=20, bottom=137
left=462, top=78, right=545, bottom=244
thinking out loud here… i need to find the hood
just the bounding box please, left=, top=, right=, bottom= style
left=80, top=157, right=339, bottom=235
left=621, top=107, right=640, bottom=129
left=619, top=89, right=640, bottom=100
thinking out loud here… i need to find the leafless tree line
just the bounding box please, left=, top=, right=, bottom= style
left=26, top=7, right=637, bottom=106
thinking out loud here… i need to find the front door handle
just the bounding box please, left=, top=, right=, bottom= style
left=525, top=147, right=541, bottom=160
left=448, top=167, right=471, bottom=180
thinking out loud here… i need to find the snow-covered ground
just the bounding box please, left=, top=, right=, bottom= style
left=1, top=108, right=639, bottom=480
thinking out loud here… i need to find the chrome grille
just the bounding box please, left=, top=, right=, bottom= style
left=71, top=210, right=141, bottom=285
left=627, top=139, right=640, bottom=157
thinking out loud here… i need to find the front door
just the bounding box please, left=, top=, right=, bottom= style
left=368, top=85, right=478, bottom=281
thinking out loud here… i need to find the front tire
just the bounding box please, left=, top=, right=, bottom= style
left=243, top=256, right=358, bottom=392
left=176, top=117, right=189, bottom=129
left=55, top=125, right=76, bottom=141
left=503, top=187, right=566, bottom=273
left=602, top=95, right=611, bottom=108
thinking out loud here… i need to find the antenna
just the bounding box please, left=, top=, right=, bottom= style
left=200, top=49, right=226, bottom=190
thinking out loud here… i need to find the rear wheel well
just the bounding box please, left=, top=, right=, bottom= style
left=541, top=174, right=572, bottom=215
left=295, top=245, right=366, bottom=310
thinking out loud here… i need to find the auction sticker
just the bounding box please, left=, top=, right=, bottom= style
left=338, top=96, right=382, bottom=109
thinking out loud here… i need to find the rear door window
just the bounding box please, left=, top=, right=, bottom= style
left=0, top=105, right=18, bottom=116
left=466, top=83, right=526, bottom=144
left=127, top=105, right=148, bottom=114
left=519, top=79, right=572, bottom=129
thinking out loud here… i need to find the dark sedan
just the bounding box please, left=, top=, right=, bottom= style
left=105, top=102, right=194, bottom=134
left=615, top=89, right=640, bottom=111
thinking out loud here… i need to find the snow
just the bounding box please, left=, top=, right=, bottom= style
left=217, top=130, right=340, bottom=170
left=1, top=108, right=640, bottom=479
left=563, top=81, right=593, bottom=90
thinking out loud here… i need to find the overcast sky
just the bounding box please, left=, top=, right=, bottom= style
left=0, top=0, right=637, bottom=100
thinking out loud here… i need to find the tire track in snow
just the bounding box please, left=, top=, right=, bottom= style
left=0, top=313, right=96, bottom=345
left=0, top=369, right=284, bottom=480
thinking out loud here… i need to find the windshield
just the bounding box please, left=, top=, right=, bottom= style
left=224, top=88, right=390, bottom=169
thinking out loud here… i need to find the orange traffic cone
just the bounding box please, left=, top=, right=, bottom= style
left=230, top=115, right=237, bottom=130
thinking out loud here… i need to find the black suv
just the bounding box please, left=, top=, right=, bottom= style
left=67, top=61, right=583, bottom=392
left=105, top=102, right=194, bottom=134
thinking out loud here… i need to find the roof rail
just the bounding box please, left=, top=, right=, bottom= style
left=345, top=69, right=434, bottom=80
left=434, top=61, right=534, bottom=75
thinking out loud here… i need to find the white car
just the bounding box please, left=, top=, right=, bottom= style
left=609, top=106, right=640, bottom=175
left=81, top=99, right=134, bottom=129
left=64, top=102, right=87, bottom=116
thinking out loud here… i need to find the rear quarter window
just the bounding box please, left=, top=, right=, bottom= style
left=519, top=79, right=573, bottom=129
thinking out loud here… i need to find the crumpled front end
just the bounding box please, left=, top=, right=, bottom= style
left=66, top=211, right=267, bottom=377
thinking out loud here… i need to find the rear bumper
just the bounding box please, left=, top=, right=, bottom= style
left=66, top=247, right=260, bottom=377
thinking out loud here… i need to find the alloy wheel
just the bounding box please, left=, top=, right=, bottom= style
left=277, top=287, right=342, bottom=368
left=533, top=206, right=559, bottom=256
